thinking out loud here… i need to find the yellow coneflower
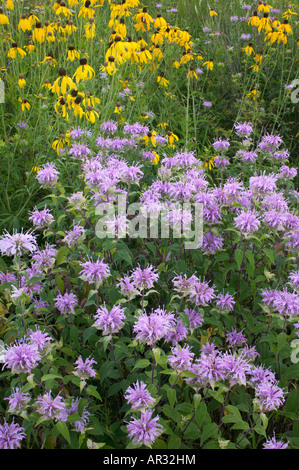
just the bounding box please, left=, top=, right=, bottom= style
left=114, top=101, right=122, bottom=114
left=32, top=22, right=46, bottom=43
left=78, top=0, right=95, bottom=19
left=157, top=122, right=168, bottom=130
left=67, top=44, right=80, bottom=62
left=172, top=59, right=181, bottom=69
left=277, top=31, right=288, bottom=44
left=18, top=74, right=26, bottom=89
left=65, top=19, right=77, bottom=35
left=73, top=58, right=95, bottom=83
left=31, top=166, right=40, bottom=173
left=139, top=46, right=152, bottom=64
left=242, top=43, right=255, bottom=56
left=265, top=29, right=279, bottom=44
left=152, top=151, right=160, bottom=165
left=272, top=18, right=281, bottom=29
left=282, top=8, right=298, bottom=20
left=18, top=97, right=30, bottom=111
left=116, top=18, right=126, bottom=37
left=152, top=45, right=163, bottom=61
left=7, top=42, right=26, bottom=59
left=51, top=67, right=77, bottom=95
left=52, top=133, right=70, bottom=154
left=154, top=13, right=167, bottom=28
left=257, top=2, right=273, bottom=14
left=143, top=131, right=157, bottom=147
left=73, top=95, right=85, bottom=118
left=205, top=156, right=216, bottom=170
left=24, top=42, right=35, bottom=53
left=278, top=20, right=292, bottom=35
left=85, top=105, right=99, bottom=123
left=151, top=30, right=163, bottom=46
left=247, top=89, right=260, bottom=100
left=157, top=73, right=169, bottom=87
left=85, top=18, right=96, bottom=39
left=187, top=68, right=198, bottom=79
left=56, top=1, right=73, bottom=17
left=166, top=130, right=179, bottom=149
left=40, top=52, right=57, bottom=67
left=100, top=58, right=117, bottom=76
left=258, top=13, right=272, bottom=33
left=82, top=93, right=100, bottom=108
left=180, top=51, right=193, bottom=65
left=42, top=79, right=52, bottom=90
left=248, top=11, right=260, bottom=27
left=54, top=97, right=69, bottom=120
left=209, top=9, right=218, bottom=17
left=18, top=14, right=31, bottom=31
left=28, top=13, right=39, bottom=28
left=6, top=0, right=14, bottom=10
left=178, top=28, right=191, bottom=47
left=0, top=8, right=9, bottom=24
left=203, top=59, right=214, bottom=70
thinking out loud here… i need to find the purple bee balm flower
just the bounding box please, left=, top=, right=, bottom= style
left=289, top=271, right=299, bottom=291
left=73, top=356, right=97, bottom=380
left=226, top=328, right=246, bottom=348
left=277, top=165, right=297, bottom=180
left=240, top=33, right=251, bottom=39
left=123, top=122, right=149, bottom=137
left=168, top=344, right=195, bottom=372
left=187, top=352, right=225, bottom=389
left=27, top=328, right=53, bottom=353
left=54, top=291, right=78, bottom=315
left=263, top=434, right=288, bottom=449
left=190, top=279, right=216, bottom=306
left=172, top=273, right=198, bottom=296
left=249, top=172, right=278, bottom=194
left=69, top=144, right=91, bottom=159
left=234, top=209, right=261, bottom=235
left=272, top=289, right=299, bottom=318
left=131, top=265, right=159, bottom=292
left=0, top=272, right=16, bottom=284
left=258, top=133, right=283, bottom=152
left=126, top=411, right=163, bottom=447
left=212, top=138, right=230, bottom=151
left=117, top=274, right=139, bottom=299
left=184, top=308, right=204, bottom=329
left=248, top=365, right=276, bottom=387
left=36, top=391, right=65, bottom=420
left=165, top=318, right=188, bottom=345
left=220, top=352, right=251, bottom=386
left=93, top=304, right=126, bottom=336
left=79, top=257, right=110, bottom=286
left=133, top=311, right=172, bottom=346
left=3, top=340, right=40, bottom=374
left=0, top=420, right=26, bottom=449
left=100, top=120, right=118, bottom=133
left=203, top=101, right=212, bottom=107
left=0, top=230, right=37, bottom=257
left=5, top=388, right=30, bottom=412
left=31, top=244, right=57, bottom=271
left=124, top=381, right=155, bottom=412
left=214, top=156, right=230, bottom=168
left=68, top=127, right=92, bottom=139
left=63, top=224, right=86, bottom=247
left=273, top=150, right=289, bottom=161
left=255, top=380, right=285, bottom=412
left=201, top=232, right=223, bottom=254
left=59, top=398, right=90, bottom=433
left=16, top=121, right=29, bottom=128
left=215, top=292, right=236, bottom=313
left=29, top=207, right=54, bottom=229
left=36, top=162, right=59, bottom=188
left=230, top=15, right=239, bottom=21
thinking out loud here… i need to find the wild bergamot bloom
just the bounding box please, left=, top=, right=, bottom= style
left=73, top=58, right=95, bottom=83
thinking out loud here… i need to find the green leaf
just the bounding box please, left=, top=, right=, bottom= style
left=234, top=249, right=244, bottom=270
left=56, top=421, right=71, bottom=445
left=167, top=388, right=176, bottom=408
left=195, top=402, right=207, bottom=428
left=200, top=423, right=218, bottom=446
left=41, top=373, right=63, bottom=382
left=86, top=385, right=102, bottom=401
left=132, top=359, right=150, bottom=371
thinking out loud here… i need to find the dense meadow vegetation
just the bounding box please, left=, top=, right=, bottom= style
left=0, top=0, right=298, bottom=450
